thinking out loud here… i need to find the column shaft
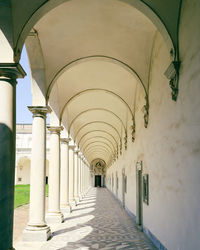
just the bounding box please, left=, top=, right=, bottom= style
left=69, top=145, right=75, bottom=205
left=74, top=151, right=79, bottom=203
left=46, top=126, right=64, bottom=223
left=60, top=138, right=71, bottom=213
left=78, top=155, right=82, bottom=198
left=0, top=78, right=16, bottom=249
left=29, top=114, right=46, bottom=224
left=0, top=63, right=26, bottom=249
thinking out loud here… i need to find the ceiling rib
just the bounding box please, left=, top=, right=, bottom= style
left=74, top=121, right=121, bottom=142
left=67, top=108, right=127, bottom=135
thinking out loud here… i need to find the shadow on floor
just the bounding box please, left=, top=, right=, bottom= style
left=41, top=188, right=157, bottom=250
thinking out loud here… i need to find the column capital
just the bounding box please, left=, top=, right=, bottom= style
left=47, top=126, right=63, bottom=134
left=28, top=106, right=51, bottom=118
left=0, top=63, right=26, bottom=80
left=69, top=145, right=76, bottom=151
left=60, top=138, right=71, bottom=144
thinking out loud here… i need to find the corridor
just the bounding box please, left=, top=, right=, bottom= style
left=16, top=188, right=156, bottom=249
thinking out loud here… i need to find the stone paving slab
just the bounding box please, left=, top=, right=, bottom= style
left=15, top=188, right=157, bottom=249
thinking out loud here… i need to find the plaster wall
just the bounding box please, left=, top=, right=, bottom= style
left=16, top=160, right=30, bottom=184
left=107, top=1, right=200, bottom=249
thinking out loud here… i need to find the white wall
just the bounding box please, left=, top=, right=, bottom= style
left=16, top=159, right=30, bottom=184
left=106, top=1, right=200, bottom=249
left=15, top=124, right=50, bottom=185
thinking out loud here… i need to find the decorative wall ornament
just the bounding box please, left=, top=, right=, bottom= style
left=120, top=140, right=122, bottom=155
left=164, top=61, right=180, bottom=101
left=124, top=131, right=127, bottom=150
left=131, top=117, right=136, bottom=142
left=142, top=95, right=149, bottom=128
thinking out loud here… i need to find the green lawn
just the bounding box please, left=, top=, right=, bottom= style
left=14, top=184, right=49, bottom=209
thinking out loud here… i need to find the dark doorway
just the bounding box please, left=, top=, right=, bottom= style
left=46, top=176, right=48, bottom=184
left=95, top=175, right=101, bottom=187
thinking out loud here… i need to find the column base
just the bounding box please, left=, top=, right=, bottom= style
left=46, top=212, right=64, bottom=224
left=75, top=196, right=80, bottom=204
left=22, top=225, right=51, bottom=241
left=60, top=204, right=72, bottom=214
left=69, top=199, right=76, bottom=206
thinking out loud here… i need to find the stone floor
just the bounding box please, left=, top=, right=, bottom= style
left=15, top=188, right=157, bottom=249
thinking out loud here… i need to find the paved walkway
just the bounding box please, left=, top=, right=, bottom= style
left=15, top=188, right=156, bottom=249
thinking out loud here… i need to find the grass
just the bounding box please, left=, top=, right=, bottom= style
left=14, top=184, right=49, bottom=209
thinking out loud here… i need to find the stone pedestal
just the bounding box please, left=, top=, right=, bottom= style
left=22, top=225, right=51, bottom=242
left=23, top=106, right=51, bottom=241
left=46, top=126, right=64, bottom=223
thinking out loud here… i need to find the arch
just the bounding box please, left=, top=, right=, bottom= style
left=59, top=88, right=135, bottom=121
left=85, top=149, right=110, bottom=159
left=14, top=0, right=175, bottom=65
left=85, top=146, right=111, bottom=156
left=80, top=136, right=116, bottom=153
left=91, top=158, right=106, bottom=166
left=87, top=155, right=110, bottom=164
left=78, top=130, right=118, bottom=149
left=86, top=150, right=110, bottom=161
left=47, top=56, right=147, bottom=100
left=74, top=121, right=121, bottom=142
left=16, top=157, right=31, bottom=184
left=83, top=141, right=114, bottom=155
left=83, top=143, right=113, bottom=157
left=67, top=108, right=126, bottom=135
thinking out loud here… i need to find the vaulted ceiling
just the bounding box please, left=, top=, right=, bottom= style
left=13, top=0, right=182, bottom=165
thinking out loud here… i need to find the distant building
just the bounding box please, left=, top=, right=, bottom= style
left=15, top=124, right=50, bottom=185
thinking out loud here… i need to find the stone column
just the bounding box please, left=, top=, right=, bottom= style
left=68, top=145, right=76, bottom=205
left=82, top=159, right=85, bottom=195
left=78, top=153, right=82, bottom=199
left=23, top=106, right=51, bottom=241
left=46, top=126, right=64, bottom=223
left=80, top=157, right=83, bottom=196
left=81, top=157, right=84, bottom=195
left=74, top=150, right=79, bottom=203
left=60, top=138, right=71, bottom=213
left=0, top=63, right=26, bottom=249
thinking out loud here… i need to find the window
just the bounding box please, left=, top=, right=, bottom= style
left=18, top=177, right=22, bottom=182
